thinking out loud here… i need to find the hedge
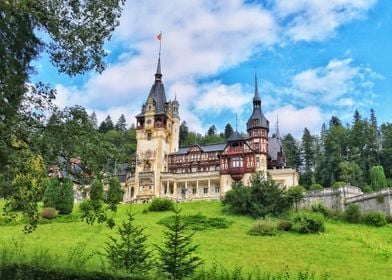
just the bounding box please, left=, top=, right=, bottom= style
left=0, top=263, right=150, bottom=280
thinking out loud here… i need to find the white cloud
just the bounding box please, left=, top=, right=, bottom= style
left=292, top=58, right=359, bottom=102
left=274, top=0, right=377, bottom=41
left=266, top=105, right=324, bottom=137
left=194, top=82, right=251, bottom=114
left=50, top=0, right=377, bottom=136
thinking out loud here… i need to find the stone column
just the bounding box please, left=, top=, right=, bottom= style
left=208, top=179, right=211, bottom=194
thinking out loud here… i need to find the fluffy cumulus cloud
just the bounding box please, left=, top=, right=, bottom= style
left=288, top=58, right=381, bottom=108
left=266, top=105, right=324, bottom=138
left=274, top=0, right=377, bottom=41
left=52, top=0, right=378, bottom=134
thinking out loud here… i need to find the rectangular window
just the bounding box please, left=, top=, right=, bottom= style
left=147, top=132, right=152, bottom=140
left=203, top=187, right=208, bottom=194
left=192, top=188, right=197, bottom=194
left=215, top=187, right=220, bottom=193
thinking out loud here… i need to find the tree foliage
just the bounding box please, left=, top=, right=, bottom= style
left=0, top=0, right=125, bottom=232
left=43, top=177, right=74, bottom=215
left=224, top=172, right=291, bottom=218
left=156, top=207, right=203, bottom=280
left=106, top=177, right=124, bottom=211
left=104, top=208, right=152, bottom=273
left=224, top=123, right=234, bottom=139
left=370, top=166, right=388, bottom=191
left=287, top=185, right=305, bottom=212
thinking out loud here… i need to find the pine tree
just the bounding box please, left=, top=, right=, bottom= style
left=179, top=121, right=189, bottom=145
left=207, top=125, right=217, bottom=136
left=56, top=178, right=74, bottom=214
left=156, top=207, right=203, bottom=280
left=90, top=179, right=104, bottom=201
left=381, top=123, right=392, bottom=179
left=43, top=178, right=60, bottom=209
left=115, top=114, right=127, bottom=132
left=281, top=133, right=301, bottom=170
left=89, top=111, right=98, bottom=129
left=224, top=123, right=234, bottom=139
left=105, top=208, right=152, bottom=273
left=99, top=115, right=114, bottom=133
left=301, top=128, right=316, bottom=171
left=106, top=177, right=124, bottom=211
left=370, top=166, right=388, bottom=191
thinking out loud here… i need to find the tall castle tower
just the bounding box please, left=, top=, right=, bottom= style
left=134, top=55, right=180, bottom=202
left=246, top=73, right=269, bottom=174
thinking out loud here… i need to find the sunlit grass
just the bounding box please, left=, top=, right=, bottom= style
left=0, top=200, right=391, bottom=279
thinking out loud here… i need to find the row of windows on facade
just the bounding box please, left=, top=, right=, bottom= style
left=163, top=186, right=220, bottom=194
left=169, top=152, right=220, bottom=163
left=249, top=129, right=267, bottom=137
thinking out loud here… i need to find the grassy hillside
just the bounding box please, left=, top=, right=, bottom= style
left=0, top=200, right=391, bottom=279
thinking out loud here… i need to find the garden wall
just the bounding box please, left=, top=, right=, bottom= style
left=301, top=186, right=392, bottom=217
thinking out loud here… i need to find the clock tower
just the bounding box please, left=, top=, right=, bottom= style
left=134, top=55, right=180, bottom=202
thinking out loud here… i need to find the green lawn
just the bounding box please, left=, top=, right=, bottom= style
left=0, top=200, right=391, bottom=279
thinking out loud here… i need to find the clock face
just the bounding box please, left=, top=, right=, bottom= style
left=146, top=119, right=152, bottom=125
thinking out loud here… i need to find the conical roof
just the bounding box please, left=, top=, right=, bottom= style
left=247, top=73, right=269, bottom=131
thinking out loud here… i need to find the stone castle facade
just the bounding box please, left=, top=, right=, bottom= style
left=123, top=56, right=298, bottom=203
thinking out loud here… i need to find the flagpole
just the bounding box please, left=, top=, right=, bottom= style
left=159, top=31, right=162, bottom=57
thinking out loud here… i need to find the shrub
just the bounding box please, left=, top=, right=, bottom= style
left=309, top=184, right=323, bottom=191
left=291, top=212, right=325, bottom=234
left=43, top=178, right=74, bottom=215
left=344, top=204, right=361, bottom=224
left=41, top=208, right=57, bottom=219
left=362, top=185, right=372, bottom=193
left=376, top=194, right=384, bottom=204
left=331, top=181, right=346, bottom=189
left=370, top=166, right=388, bottom=191
left=287, top=186, right=305, bottom=212
left=56, top=178, right=74, bottom=215
left=148, top=198, right=174, bottom=212
left=310, top=203, right=330, bottom=218
left=223, top=172, right=291, bottom=218
left=277, top=220, right=292, bottom=231
left=158, top=214, right=232, bottom=231
left=363, top=211, right=387, bottom=227
left=79, top=200, right=94, bottom=213
left=248, top=219, right=278, bottom=236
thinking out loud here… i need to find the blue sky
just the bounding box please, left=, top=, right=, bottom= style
left=32, top=0, right=391, bottom=138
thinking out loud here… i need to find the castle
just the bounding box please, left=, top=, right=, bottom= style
left=123, top=55, right=298, bottom=203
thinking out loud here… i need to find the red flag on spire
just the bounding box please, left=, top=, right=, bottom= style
left=156, top=32, right=162, bottom=40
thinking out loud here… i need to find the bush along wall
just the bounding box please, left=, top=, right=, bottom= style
left=0, top=263, right=151, bottom=280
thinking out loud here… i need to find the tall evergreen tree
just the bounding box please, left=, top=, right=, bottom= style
left=381, top=123, right=392, bottom=179
left=224, top=123, right=234, bottom=139
left=89, top=111, right=98, bottom=129
left=115, top=114, right=127, bottom=132
left=105, top=208, right=152, bottom=273
left=156, top=207, right=203, bottom=280
left=281, top=134, right=301, bottom=170
left=370, top=166, right=388, bottom=191
left=207, top=125, right=217, bottom=136
left=179, top=121, right=189, bottom=145
left=106, top=177, right=124, bottom=211
left=99, top=115, right=114, bottom=133
left=301, top=128, right=316, bottom=171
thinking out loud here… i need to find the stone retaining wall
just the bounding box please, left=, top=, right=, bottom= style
left=301, top=186, right=392, bottom=217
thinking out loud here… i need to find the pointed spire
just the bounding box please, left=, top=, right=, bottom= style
left=275, top=115, right=280, bottom=139
left=253, top=70, right=261, bottom=104
left=155, top=55, right=162, bottom=81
